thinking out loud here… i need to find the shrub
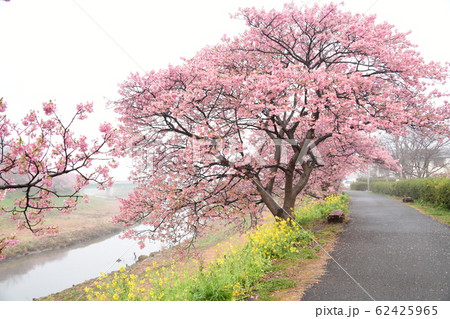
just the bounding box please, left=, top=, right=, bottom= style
left=370, top=181, right=393, bottom=195
left=350, top=182, right=367, bottom=191
left=356, top=177, right=396, bottom=183
left=436, top=179, right=450, bottom=208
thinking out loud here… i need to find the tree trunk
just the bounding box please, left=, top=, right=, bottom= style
left=252, top=178, right=295, bottom=221
left=281, top=191, right=296, bottom=220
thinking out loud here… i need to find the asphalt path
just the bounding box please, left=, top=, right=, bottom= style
left=302, top=191, right=449, bottom=301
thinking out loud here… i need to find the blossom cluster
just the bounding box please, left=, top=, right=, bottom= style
left=0, top=99, right=121, bottom=259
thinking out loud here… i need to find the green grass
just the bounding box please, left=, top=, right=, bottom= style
left=298, top=248, right=318, bottom=259
left=295, top=193, right=349, bottom=225
left=254, top=277, right=296, bottom=301
left=398, top=198, right=450, bottom=225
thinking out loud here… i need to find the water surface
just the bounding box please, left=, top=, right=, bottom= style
left=0, top=226, right=161, bottom=301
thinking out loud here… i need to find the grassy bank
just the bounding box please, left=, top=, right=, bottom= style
left=42, top=194, right=349, bottom=301
left=0, top=191, right=125, bottom=258
left=389, top=196, right=450, bottom=225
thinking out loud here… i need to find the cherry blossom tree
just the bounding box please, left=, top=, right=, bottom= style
left=0, top=98, right=119, bottom=259
left=113, top=3, right=449, bottom=248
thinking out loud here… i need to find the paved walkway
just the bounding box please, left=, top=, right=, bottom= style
left=302, top=191, right=449, bottom=301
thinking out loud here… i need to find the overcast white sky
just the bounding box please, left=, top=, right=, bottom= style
left=1, top=0, right=449, bottom=179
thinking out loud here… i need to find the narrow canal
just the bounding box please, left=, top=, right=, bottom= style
left=0, top=226, right=161, bottom=300
left=0, top=183, right=161, bottom=301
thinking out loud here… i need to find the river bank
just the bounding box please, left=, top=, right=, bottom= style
left=2, top=223, right=123, bottom=260
left=40, top=195, right=349, bottom=301
left=0, top=223, right=162, bottom=301
left=40, top=217, right=345, bottom=301
left=1, top=186, right=131, bottom=259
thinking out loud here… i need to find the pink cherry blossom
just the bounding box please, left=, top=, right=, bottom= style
left=99, top=122, right=113, bottom=134
left=0, top=99, right=120, bottom=259
left=113, top=3, right=449, bottom=250
left=42, top=100, right=56, bottom=115
left=0, top=98, right=6, bottom=112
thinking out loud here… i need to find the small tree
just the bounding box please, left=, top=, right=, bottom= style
left=0, top=98, right=119, bottom=258
left=114, top=3, right=449, bottom=248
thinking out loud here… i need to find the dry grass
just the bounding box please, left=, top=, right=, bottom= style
left=1, top=195, right=123, bottom=258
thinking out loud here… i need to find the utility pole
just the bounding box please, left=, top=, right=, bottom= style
left=367, top=165, right=370, bottom=191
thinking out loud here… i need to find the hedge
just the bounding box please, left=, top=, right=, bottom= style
left=350, top=177, right=396, bottom=191
left=369, top=181, right=392, bottom=194
left=356, top=177, right=396, bottom=183
left=350, top=182, right=368, bottom=191
left=370, top=177, right=450, bottom=208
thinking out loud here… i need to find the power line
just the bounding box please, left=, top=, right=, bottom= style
left=366, top=0, right=380, bottom=13
left=71, top=0, right=146, bottom=73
